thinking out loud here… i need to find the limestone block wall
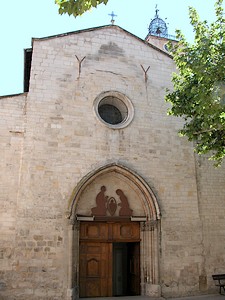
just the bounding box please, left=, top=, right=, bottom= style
left=0, top=26, right=224, bottom=299
left=195, top=157, right=225, bottom=293
left=0, top=94, right=26, bottom=296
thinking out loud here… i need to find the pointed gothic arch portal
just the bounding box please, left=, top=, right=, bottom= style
left=67, top=164, right=161, bottom=299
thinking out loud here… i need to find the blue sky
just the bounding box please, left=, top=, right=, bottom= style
left=0, top=0, right=223, bottom=96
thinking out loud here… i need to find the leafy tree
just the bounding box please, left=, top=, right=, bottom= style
left=55, top=0, right=109, bottom=17
left=165, top=0, right=225, bottom=166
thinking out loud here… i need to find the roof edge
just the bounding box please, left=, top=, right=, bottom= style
left=0, top=92, right=27, bottom=99
left=31, top=24, right=173, bottom=59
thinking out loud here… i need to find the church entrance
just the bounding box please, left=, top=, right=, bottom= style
left=67, top=164, right=161, bottom=298
left=79, top=222, right=140, bottom=298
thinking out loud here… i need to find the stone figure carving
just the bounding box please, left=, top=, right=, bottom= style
left=91, top=186, right=133, bottom=217
left=116, top=189, right=133, bottom=216
left=91, top=186, right=108, bottom=216
left=107, top=197, right=117, bottom=216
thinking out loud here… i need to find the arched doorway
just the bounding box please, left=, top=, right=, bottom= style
left=66, top=163, right=161, bottom=298
left=79, top=221, right=140, bottom=297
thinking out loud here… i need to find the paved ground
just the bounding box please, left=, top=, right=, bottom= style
left=167, top=294, right=224, bottom=300
left=82, top=295, right=224, bottom=300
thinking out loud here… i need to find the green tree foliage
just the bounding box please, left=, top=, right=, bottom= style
left=165, top=0, right=225, bottom=166
left=55, top=0, right=109, bottom=17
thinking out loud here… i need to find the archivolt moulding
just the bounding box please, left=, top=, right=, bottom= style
left=66, top=163, right=161, bottom=222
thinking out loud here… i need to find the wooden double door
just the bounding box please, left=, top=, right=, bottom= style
left=79, top=222, right=140, bottom=298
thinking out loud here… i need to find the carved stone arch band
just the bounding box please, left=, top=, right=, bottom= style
left=66, top=163, right=161, bottom=222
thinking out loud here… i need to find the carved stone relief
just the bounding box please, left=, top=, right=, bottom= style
left=91, top=185, right=133, bottom=217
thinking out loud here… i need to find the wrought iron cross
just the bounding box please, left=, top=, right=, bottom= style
left=108, top=11, right=117, bottom=25
left=155, top=4, right=159, bottom=18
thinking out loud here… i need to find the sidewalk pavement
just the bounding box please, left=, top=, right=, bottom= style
left=83, top=295, right=224, bottom=300
left=166, top=294, right=224, bottom=300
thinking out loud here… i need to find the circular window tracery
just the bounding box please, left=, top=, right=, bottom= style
left=98, top=103, right=123, bottom=125
left=94, top=91, right=134, bottom=129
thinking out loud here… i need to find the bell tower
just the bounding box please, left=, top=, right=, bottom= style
left=145, top=5, right=177, bottom=52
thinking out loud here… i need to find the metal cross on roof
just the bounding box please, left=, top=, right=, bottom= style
left=108, top=11, right=117, bottom=25
left=155, top=4, right=159, bottom=18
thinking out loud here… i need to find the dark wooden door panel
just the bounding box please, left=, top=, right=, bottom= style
left=80, top=222, right=108, bottom=240
left=128, top=242, right=140, bottom=295
left=80, top=221, right=140, bottom=242
left=112, top=222, right=140, bottom=241
left=79, top=242, right=112, bottom=297
left=79, top=222, right=140, bottom=297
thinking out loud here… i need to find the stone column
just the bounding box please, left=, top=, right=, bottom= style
left=73, top=220, right=80, bottom=299
left=67, top=221, right=74, bottom=300
left=67, top=220, right=80, bottom=300
left=141, top=220, right=161, bottom=297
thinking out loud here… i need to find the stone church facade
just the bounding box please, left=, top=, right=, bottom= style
left=0, top=21, right=225, bottom=300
